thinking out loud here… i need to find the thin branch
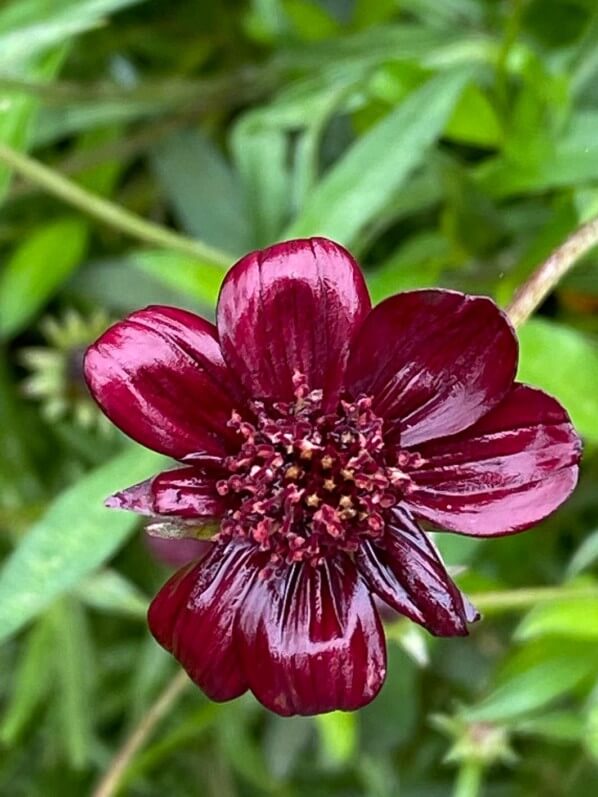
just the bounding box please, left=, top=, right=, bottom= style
left=0, top=143, right=233, bottom=267
left=91, top=669, right=190, bottom=797
left=506, top=214, right=598, bottom=328
left=470, top=584, right=598, bottom=614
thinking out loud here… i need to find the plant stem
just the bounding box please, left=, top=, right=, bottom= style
left=91, top=669, right=189, bottom=797
left=0, top=143, right=233, bottom=268
left=469, top=584, right=598, bottom=614
left=453, top=760, right=484, bottom=797
left=506, top=214, right=598, bottom=328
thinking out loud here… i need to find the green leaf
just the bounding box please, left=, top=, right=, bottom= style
left=74, top=569, right=149, bottom=618
left=285, top=68, right=471, bottom=246
left=444, top=84, right=503, bottom=148
left=477, top=111, right=598, bottom=198
left=359, top=644, right=419, bottom=752
left=516, top=589, right=598, bottom=641
left=315, top=711, right=358, bottom=768
left=0, top=217, right=88, bottom=339
left=231, top=118, right=292, bottom=247
left=512, top=711, right=584, bottom=743
left=516, top=319, right=598, bottom=443
left=586, top=703, right=598, bottom=761
left=151, top=129, right=251, bottom=254
left=367, top=231, right=451, bottom=302
left=129, top=249, right=225, bottom=308
left=50, top=599, right=94, bottom=769
left=463, top=640, right=598, bottom=723
left=0, top=0, right=144, bottom=67
left=264, top=715, right=313, bottom=778
left=0, top=46, right=65, bottom=203
left=0, top=615, right=54, bottom=744
left=283, top=0, right=339, bottom=41
left=0, top=446, right=167, bottom=643
left=567, top=530, right=598, bottom=577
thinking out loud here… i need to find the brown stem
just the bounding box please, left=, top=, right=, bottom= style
left=90, top=670, right=189, bottom=797
left=506, top=214, right=598, bottom=328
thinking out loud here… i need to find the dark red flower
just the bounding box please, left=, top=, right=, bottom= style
left=84, top=238, right=581, bottom=716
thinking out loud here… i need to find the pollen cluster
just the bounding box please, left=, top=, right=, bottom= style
left=216, top=372, right=423, bottom=567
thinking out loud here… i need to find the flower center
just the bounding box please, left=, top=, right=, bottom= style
left=216, top=372, right=422, bottom=567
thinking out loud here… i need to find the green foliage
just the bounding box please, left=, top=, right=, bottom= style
left=0, top=446, right=166, bottom=643
left=517, top=318, right=598, bottom=442
left=0, top=217, right=88, bottom=338
left=0, top=0, right=597, bottom=795
left=286, top=68, right=471, bottom=246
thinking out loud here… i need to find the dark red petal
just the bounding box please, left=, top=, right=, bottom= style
left=105, top=478, right=154, bottom=515
left=236, top=555, right=386, bottom=716
left=345, top=290, right=518, bottom=447
left=148, top=542, right=254, bottom=701
left=217, top=238, right=371, bottom=406
left=151, top=467, right=226, bottom=519
left=404, top=384, right=581, bottom=536
left=145, top=536, right=212, bottom=569
left=84, top=306, right=243, bottom=459
left=356, top=509, right=475, bottom=636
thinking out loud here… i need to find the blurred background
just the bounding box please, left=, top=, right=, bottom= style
left=0, top=0, right=598, bottom=795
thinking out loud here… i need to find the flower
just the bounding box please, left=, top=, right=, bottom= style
left=84, top=237, right=581, bottom=717
left=21, top=308, right=113, bottom=431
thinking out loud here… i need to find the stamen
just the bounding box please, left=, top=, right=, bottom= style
left=215, top=373, right=418, bottom=568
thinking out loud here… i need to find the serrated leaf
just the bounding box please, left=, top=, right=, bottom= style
left=285, top=68, right=471, bottom=246
left=0, top=446, right=167, bottom=643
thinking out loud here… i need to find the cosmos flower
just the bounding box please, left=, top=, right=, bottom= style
left=84, top=238, right=581, bottom=716
left=21, top=308, right=113, bottom=431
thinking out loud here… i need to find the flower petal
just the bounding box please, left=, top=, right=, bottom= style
left=345, top=290, right=518, bottom=447
left=84, top=306, right=243, bottom=459
left=145, top=536, right=212, bottom=569
left=105, top=478, right=154, bottom=515
left=236, top=555, right=386, bottom=716
left=151, top=466, right=226, bottom=519
left=148, top=542, right=254, bottom=701
left=217, top=238, right=371, bottom=406
left=404, top=384, right=581, bottom=536
left=356, top=509, right=475, bottom=636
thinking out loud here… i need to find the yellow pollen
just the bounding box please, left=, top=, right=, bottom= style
left=321, top=455, right=334, bottom=469
left=340, top=468, right=354, bottom=481
left=339, top=495, right=353, bottom=508
left=340, top=508, right=357, bottom=520
left=306, top=493, right=321, bottom=507
left=323, top=479, right=336, bottom=491
left=285, top=465, right=301, bottom=480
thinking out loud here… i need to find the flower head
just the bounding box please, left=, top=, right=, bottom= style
left=84, top=238, right=581, bottom=716
left=21, top=308, right=113, bottom=430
